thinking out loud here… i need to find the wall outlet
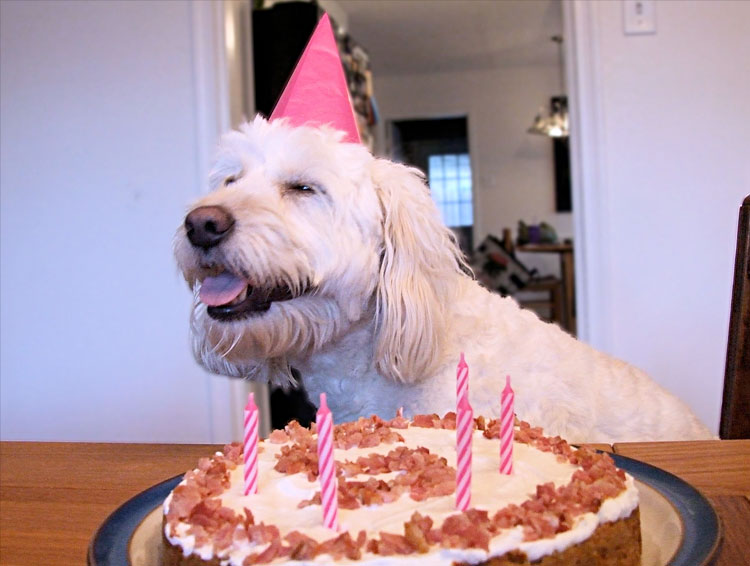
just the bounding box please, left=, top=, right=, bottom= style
left=623, top=0, right=656, bottom=35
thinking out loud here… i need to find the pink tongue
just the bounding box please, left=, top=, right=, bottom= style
left=199, top=272, right=248, bottom=306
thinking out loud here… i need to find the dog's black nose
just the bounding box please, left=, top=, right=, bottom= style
left=185, top=205, right=235, bottom=249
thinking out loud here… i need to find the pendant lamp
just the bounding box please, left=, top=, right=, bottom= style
left=527, top=35, right=568, bottom=138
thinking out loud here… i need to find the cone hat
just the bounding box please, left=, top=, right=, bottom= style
left=269, top=14, right=360, bottom=144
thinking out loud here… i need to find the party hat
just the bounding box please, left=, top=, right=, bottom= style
left=270, top=13, right=360, bottom=144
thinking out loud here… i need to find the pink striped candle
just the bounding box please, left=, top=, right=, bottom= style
left=243, top=392, right=259, bottom=495
left=456, top=352, right=469, bottom=409
left=455, top=393, right=473, bottom=511
left=499, top=375, right=514, bottom=475
left=316, top=393, right=339, bottom=530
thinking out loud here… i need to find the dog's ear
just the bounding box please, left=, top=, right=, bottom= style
left=370, top=158, right=468, bottom=383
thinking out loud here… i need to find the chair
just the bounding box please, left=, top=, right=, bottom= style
left=518, top=276, right=565, bottom=328
left=720, top=195, right=750, bottom=439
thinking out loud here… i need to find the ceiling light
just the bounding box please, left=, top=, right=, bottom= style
left=527, top=36, right=568, bottom=139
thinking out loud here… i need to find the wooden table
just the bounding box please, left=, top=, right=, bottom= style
left=517, top=243, right=575, bottom=334
left=1, top=440, right=748, bottom=565
left=613, top=440, right=750, bottom=566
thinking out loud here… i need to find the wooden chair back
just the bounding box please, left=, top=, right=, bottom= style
left=720, top=195, right=750, bottom=439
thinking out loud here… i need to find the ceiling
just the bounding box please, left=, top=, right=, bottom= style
left=336, top=0, right=563, bottom=76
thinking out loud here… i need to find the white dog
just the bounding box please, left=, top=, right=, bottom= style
left=175, top=116, right=712, bottom=444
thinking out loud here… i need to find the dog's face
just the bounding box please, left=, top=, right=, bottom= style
left=175, top=116, right=466, bottom=385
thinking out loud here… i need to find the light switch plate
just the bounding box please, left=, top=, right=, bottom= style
left=624, top=0, right=657, bottom=35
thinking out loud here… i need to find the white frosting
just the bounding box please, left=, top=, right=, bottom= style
left=164, top=427, right=639, bottom=565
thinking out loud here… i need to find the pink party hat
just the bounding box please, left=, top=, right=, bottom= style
left=270, top=13, right=360, bottom=144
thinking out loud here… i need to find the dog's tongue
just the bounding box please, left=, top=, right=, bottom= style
left=199, top=272, right=248, bottom=306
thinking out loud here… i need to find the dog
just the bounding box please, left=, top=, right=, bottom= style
left=174, top=116, right=712, bottom=444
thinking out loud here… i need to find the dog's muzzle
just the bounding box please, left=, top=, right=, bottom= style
left=184, top=205, right=310, bottom=321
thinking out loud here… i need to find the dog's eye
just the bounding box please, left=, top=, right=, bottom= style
left=289, top=183, right=314, bottom=193
left=224, top=176, right=238, bottom=186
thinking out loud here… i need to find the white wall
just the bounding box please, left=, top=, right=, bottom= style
left=0, top=0, right=232, bottom=442
left=375, top=65, right=572, bottom=278
left=567, top=0, right=750, bottom=432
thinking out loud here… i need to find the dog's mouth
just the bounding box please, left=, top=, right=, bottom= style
left=199, top=271, right=304, bottom=321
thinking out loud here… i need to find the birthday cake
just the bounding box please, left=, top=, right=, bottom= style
left=161, top=412, right=641, bottom=565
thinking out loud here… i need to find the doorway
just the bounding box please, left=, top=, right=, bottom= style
left=391, top=117, right=474, bottom=256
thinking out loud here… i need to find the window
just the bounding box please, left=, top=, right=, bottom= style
left=427, top=153, right=473, bottom=228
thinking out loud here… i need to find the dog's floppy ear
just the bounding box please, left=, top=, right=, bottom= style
left=370, top=158, right=468, bottom=383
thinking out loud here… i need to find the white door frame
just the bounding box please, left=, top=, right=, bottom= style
left=562, top=1, right=612, bottom=353
left=189, top=0, right=271, bottom=442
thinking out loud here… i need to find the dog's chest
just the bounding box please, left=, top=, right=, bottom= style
left=289, top=324, right=407, bottom=422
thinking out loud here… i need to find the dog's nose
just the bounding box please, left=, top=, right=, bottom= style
left=185, top=205, right=235, bottom=249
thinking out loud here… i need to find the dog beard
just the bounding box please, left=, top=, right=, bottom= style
left=189, top=286, right=372, bottom=387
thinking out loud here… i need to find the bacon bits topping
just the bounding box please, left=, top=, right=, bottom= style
left=316, top=530, right=368, bottom=561
left=334, top=415, right=405, bottom=449
left=222, top=442, right=243, bottom=464
left=403, top=512, right=433, bottom=553
left=274, top=437, right=318, bottom=480
left=367, top=532, right=415, bottom=556
left=299, top=446, right=456, bottom=509
left=284, top=530, right=318, bottom=560
left=439, top=509, right=493, bottom=550
left=166, top=449, right=236, bottom=526
left=273, top=415, right=405, bottom=480
left=268, top=428, right=290, bottom=444
left=410, top=411, right=465, bottom=430
left=386, top=412, right=410, bottom=429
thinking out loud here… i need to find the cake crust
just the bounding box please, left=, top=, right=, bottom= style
left=162, top=509, right=640, bottom=566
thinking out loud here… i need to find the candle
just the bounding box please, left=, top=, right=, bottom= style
left=455, top=393, right=473, bottom=511
left=316, top=393, right=339, bottom=530
left=499, top=375, right=514, bottom=475
left=243, top=392, right=259, bottom=495
left=456, top=352, right=469, bottom=409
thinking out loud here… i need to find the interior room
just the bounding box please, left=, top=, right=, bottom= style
left=1, top=1, right=749, bottom=564
left=2, top=0, right=744, bottom=443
